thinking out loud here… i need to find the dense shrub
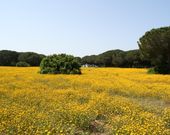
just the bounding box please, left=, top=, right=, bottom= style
left=16, top=61, right=30, bottom=67
left=40, top=54, right=81, bottom=74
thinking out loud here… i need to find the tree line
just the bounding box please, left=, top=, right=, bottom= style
left=0, top=50, right=45, bottom=66
left=0, top=49, right=152, bottom=68
left=81, top=49, right=151, bottom=68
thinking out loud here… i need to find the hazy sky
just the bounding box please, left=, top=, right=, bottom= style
left=0, top=0, right=170, bottom=57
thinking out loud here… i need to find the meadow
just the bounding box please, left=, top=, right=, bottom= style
left=0, top=67, right=170, bottom=135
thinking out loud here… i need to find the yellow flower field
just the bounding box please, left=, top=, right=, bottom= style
left=0, top=67, right=170, bottom=135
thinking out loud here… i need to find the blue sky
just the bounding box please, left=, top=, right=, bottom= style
left=0, top=0, right=170, bottom=57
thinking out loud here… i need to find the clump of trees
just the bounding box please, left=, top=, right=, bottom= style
left=18, top=52, right=45, bottom=66
left=138, top=26, right=170, bottom=74
left=82, top=49, right=151, bottom=68
left=0, top=50, right=19, bottom=66
left=40, top=54, right=81, bottom=74
left=0, top=50, right=45, bottom=66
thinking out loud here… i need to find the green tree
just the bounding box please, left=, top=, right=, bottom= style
left=18, top=52, right=45, bottom=66
left=81, top=55, right=97, bottom=66
left=40, top=54, right=81, bottom=74
left=111, top=50, right=125, bottom=67
left=138, top=26, right=170, bottom=74
left=99, top=50, right=121, bottom=67
left=0, top=50, right=19, bottom=66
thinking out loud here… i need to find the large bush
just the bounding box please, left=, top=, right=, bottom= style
left=40, top=54, right=81, bottom=74
left=138, top=26, right=170, bottom=74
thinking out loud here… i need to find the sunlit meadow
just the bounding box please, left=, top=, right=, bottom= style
left=0, top=67, right=170, bottom=134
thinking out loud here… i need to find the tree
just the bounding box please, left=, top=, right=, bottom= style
left=40, top=54, right=81, bottom=74
left=99, top=50, right=121, bottom=67
left=0, top=50, right=19, bottom=66
left=75, top=57, right=82, bottom=65
left=18, top=52, right=45, bottom=66
left=138, top=26, right=170, bottom=74
left=81, top=55, right=97, bottom=66
left=111, top=50, right=125, bottom=67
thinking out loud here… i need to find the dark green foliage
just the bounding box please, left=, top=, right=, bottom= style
left=98, top=50, right=122, bottom=67
left=40, top=54, right=81, bottom=74
left=0, top=50, right=19, bottom=66
left=18, top=52, right=45, bottom=66
left=82, top=49, right=151, bottom=68
left=112, top=50, right=126, bottom=67
left=0, top=49, right=152, bottom=68
left=125, top=50, right=151, bottom=68
left=75, top=57, right=82, bottom=65
left=0, top=50, right=45, bottom=66
left=138, top=26, right=170, bottom=74
left=16, top=61, right=30, bottom=67
left=81, top=55, right=98, bottom=66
